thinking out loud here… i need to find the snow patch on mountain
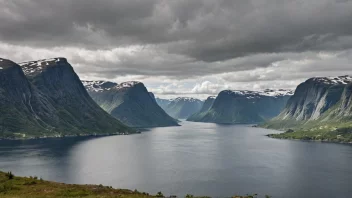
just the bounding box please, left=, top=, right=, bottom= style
left=174, top=97, right=201, bottom=103
left=311, top=75, right=352, bottom=85
left=223, top=89, right=294, bottom=98
left=18, top=58, right=66, bottom=75
left=83, top=80, right=142, bottom=92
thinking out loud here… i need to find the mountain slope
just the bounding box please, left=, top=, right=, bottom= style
left=18, top=58, right=133, bottom=136
left=263, top=76, right=352, bottom=142
left=187, top=96, right=216, bottom=121
left=263, top=76, right=352, bottom=129
left=161, top=97, right=203, bottom=119
left=155, top=98, right=173, bottom=109
left=190, top=89, right=293, bottom=124
left=83, top=81, right=178, bottom=128
left=0, top=58, right=59, bottom=138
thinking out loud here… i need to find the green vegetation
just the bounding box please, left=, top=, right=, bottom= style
left=0, top=171, right=266, bottom=198
left=265, top=120, right=352, bottom=143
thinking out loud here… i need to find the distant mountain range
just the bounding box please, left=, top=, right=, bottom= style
left=0, top=58, right=133, bottom=139
left=262, top=76, right=352, bottom=142
left=2, top=56, right=352, bottom=143
left=187, top=96, right=216, bottom=121
left=83, top=81, right=178, bottom=128
left=156, top=97, right=203, bottom=119
left=155, top=98, right=173, bottom=110
left=187, top=89, right=293, bottom=124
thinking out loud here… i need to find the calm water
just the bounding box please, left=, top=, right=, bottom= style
left=0, top=121, right=351, bottom=198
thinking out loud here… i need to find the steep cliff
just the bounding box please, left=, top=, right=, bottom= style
left=264, top=76, right=352, bottom=143
left=190, top=89, right=292, bottom=124
left=18, top=58, right=133, bottom=136
left=83, top=81, right=178, bottom=127
left=264, top=76, right=352, bottom=129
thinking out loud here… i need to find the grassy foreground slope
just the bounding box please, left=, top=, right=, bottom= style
left=0, top=171, right=260, bottom=198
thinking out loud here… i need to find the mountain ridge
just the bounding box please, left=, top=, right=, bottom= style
left=262, top=75, right=352, bottom=143
left=187, top=89, right=293, bottom=124
left=0, top=57, right=134, bottom=139
left=83, top=80, right=179, bottom=128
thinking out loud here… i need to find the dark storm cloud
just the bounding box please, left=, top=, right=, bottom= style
left=1, top=0, right=352, bottom=62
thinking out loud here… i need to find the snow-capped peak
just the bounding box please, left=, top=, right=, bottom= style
left=116, top=81, right=142, bottom=89
left=311, top=75, right=352, bottom=85
left=223, top=89, right=294, bottom=98
left=173, top=97, right=201, bottom=103
left=18, top=58, right=67, bottom=75
left=83, top=80, right=142, bottom=92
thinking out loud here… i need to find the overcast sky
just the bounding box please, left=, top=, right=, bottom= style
left=1, top=0, right=352, bottom=99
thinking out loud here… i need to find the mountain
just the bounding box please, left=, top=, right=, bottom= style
left=155, top=98, right=173, bottom=109
left=17, top=58, right=133, bottom=137
left=188, top=89, right=293, bottom=124
left=0, top=58, right=133, bottom=139
left=0, top=58, right=58, bottom=138
left=83, top=81, right=178, bottom=128
left=264, top=76, right=352, bottom=128
left=263, top=76, right=352, bottom=142
left=149, top=92, right=156, bottom=102
left=160, top=97, right=203, bottom=119
left=187, top=96, right=216, bottom=121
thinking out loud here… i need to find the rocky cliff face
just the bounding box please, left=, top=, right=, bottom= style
left=0, top=58, right=57, bottom=137
left=190, top=89, right=293, bottom=124
left=264, top=76, right=352, bottom=143
left=187, top=96, right=216, bottom=121
left=1, top=58, right=134, bottom=137
left=161, top=97, right=203, bottom=119
left=274, top=77, right=349, bottom=121
left=83, top=81, right=178, bottom=127
left=264, top=76, right=352, bottom=129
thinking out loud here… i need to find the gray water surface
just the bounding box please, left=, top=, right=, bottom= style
left=0, top=121, right=351, bottom=198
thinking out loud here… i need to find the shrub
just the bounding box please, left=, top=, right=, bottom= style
left=156, top=191, right=164, bottom=197
left=6, top=171, right=14, bottom=180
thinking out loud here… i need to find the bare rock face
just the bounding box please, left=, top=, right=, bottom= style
left=0, top=57, right=133, bottom=138
left=83, top=81, right=178, bottom=127
left=264, top=76, right=352, bottom=130
left=275, top=77, right=349, bottom=121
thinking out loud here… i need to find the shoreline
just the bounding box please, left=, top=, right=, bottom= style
left=0, top=124, right=182, bottom=141
left=254, top=125, right=352, bottom=145
left=0, top=131, right=141, bottom=141
left=266, top=134, right=352, bottom=145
